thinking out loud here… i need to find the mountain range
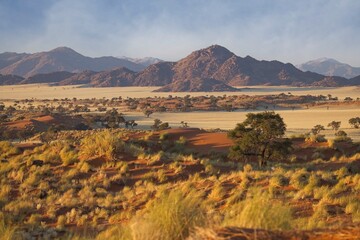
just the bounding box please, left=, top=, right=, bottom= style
left=297, top=58, right=360, bottom=79
left=120, top=57, right=163, bottom=67
left=0, top=45, right=359, bottom=92
left=0, top=47, right=146, bottom=78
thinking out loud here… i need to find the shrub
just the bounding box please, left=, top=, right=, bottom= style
left=60, top=145, right=78, bottom=166
left=207, top=182, right=226, bottom=202
left=0, top=141, right=20, bottom=159
left=96, top=225, right=131, bottom=240
left=0, top=213, right=17, bottom=240
left=4, top=201, right=34, bottom=220
left=269, top=174, right=288, bottom=188
left=345, top=200, right=360, bottom=222
left=78, top=161, right=91, bottom=173
left=57, top=215, right=66, bottom=229
left=223, top=189, right=293, bottom=230
left=290, top=169, right=309, bottom=189
left=79, top=130, right=125, bottom=161
left=159, top=132, right=168, bottom=141
left=306, top=203, right=329, bottom=229
left=131, top=189, right=206, bottom=240
left=26, top=214, right=42, bottom=225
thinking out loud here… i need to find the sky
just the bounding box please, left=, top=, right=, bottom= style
left=0, top=0, right=359, bottom=66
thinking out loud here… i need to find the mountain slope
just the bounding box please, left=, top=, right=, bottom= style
left=58, top=67, right=136, bottom=87
left=20, top=71, right=75, bottom=84
left=0, top=52, right=30, bottom=69
left=121, top=57, right=163, bottom=67
left=154, top=77, right=239, bottom=92
left=141, top=45, right=350, bottom=90
left=134, top=62, right=175, bottom=86
left=1, top=45, right=357, bottom=91
left=87, top=67, right=136, bottom=87
left=297, top=58, right=360, bottom=78
left=0, top=47, right=144, bottom=77
left=0, top=74, right=24, bottom=85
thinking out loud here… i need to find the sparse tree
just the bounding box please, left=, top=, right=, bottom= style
left=228, top=112, right=292, bottom=167
left=180, top=121, right=189, bottom=128
left=311, top=124, right=325, bottom=136
left=125, top=120, right=137, bottom=129
left=152, top=119, right=169, bottom=131
left=327, top=121, right=341, bottom=132
left=349, top=117, right=360, bottom=129
left=143, top=109, right=154, bottom=118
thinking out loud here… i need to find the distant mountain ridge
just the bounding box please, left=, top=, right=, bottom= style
left=120, top=56, right=163, bottom=67
left=0, top=47, right=145, bottom=78
left=297, top=58, right=360, bottom=78
left=0, top=45, right=359, bottom=91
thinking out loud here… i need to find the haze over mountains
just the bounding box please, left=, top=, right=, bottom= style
left=0, top=45, right=359, bottom=91
left=297, top=58, right=360, bottom=79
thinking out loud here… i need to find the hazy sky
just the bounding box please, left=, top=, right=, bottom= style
left=1, top=0, right=359, bottom=66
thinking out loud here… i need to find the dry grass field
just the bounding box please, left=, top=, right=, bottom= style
left=1, top=84, right=360, bottom=239
left=1, top=84, right=359, bottom=100
left=1, top=84, right=359, bottom=140
left=1, top=127, right=360, bottom=239
left=121, top=109, right=360, bottom=141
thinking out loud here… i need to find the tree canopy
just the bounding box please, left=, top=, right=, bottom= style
left=228, top=112, right=292, bottom=167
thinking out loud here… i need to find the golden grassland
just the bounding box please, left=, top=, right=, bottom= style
left=0, top=84, right=359, bottom=100
left=1, top=128, right=360, bottom=239
left=1, top=85, right=360, bottom=238
left=1, top=84, right=359, bottom=140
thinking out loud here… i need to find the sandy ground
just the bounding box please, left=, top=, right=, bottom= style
left=1, top=84, right=359, bottom=141
left=125, top=109, right=360, bottom=141
left=0, top=84, right=359, bottom=100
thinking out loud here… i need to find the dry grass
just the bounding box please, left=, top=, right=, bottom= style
left=1, top=84, right=359, bottom=100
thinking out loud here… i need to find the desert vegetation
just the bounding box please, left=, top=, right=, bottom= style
left=0, top=89, right=360, bottom=239
left=0, top=108, right=359, bottom=239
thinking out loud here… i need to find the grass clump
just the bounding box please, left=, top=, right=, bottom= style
left=131, top=189, right=206, bottom=240
left=0, top=213, right=17, bottom=240
left=345, top=200, right=360, bottom=222
left=79, top=130, right=125, bottom=161
left=223, top=189, right=293, bottom=230
left=290, top=169, right=309, bottom=189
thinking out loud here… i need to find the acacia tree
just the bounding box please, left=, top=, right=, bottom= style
left=228, top=112, right=292, bottom=167
left=152, top=119, right=169, bottom=131
left=143, top=109, right=154, bottom=118
left=311, top=124, right=325, bottom=136
left=349, top=117, right=360, bottom=129
left=327, top=121, right=341, bottom=132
